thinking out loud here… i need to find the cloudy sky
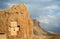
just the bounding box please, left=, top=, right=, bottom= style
left=0, top=0, right=60, bottom=33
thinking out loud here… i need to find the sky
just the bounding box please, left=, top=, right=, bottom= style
left=0, top=0, right=60, bottom=34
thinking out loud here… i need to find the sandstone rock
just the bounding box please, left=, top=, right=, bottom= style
left=0, top=4, right=33, bottom=39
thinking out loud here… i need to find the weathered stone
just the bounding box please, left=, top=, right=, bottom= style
left=0, top=4, right=33, bottom=39
left=0, top=34, right=6, bottom=39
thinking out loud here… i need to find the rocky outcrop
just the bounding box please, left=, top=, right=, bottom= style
left=33, top=19, right=60, bottom=39
left=33, top=19, right=56, bottom=36
left=0, top=4, right=33, bottom=39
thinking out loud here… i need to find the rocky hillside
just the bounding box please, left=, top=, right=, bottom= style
left=33, top=19, right=56, bottom=36
left=33, top=19, right=60, bottom=39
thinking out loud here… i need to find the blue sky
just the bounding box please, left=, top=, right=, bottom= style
left=0, top=0, right=60, bottom=33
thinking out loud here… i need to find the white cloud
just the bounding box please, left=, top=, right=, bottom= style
left=47, top=6, right=58, bottom=9
left=43, top=5, right=59, bottom=10
left=3, top=2, right=13, bottom=8
left=38, top=14, right=58, bottom=27
left=7, top=3, right=19, bottom=8
left=48, top=15, right=56, bottom=19
left=40, top=0, right=52, bottom=2
left=7, top=3, right=12, bottom=7
left=40, top=17, right=49, bottom=24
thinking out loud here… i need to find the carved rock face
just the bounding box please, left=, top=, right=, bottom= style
left=0, top=4, right=33, bottom=38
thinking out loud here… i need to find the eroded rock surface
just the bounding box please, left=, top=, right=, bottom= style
left=0, top=4, right=33, bottom=39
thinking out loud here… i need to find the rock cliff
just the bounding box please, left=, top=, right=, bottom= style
left=0, top=4, right=60, bottom=39
left=0, top=4, right=33, bottom=39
